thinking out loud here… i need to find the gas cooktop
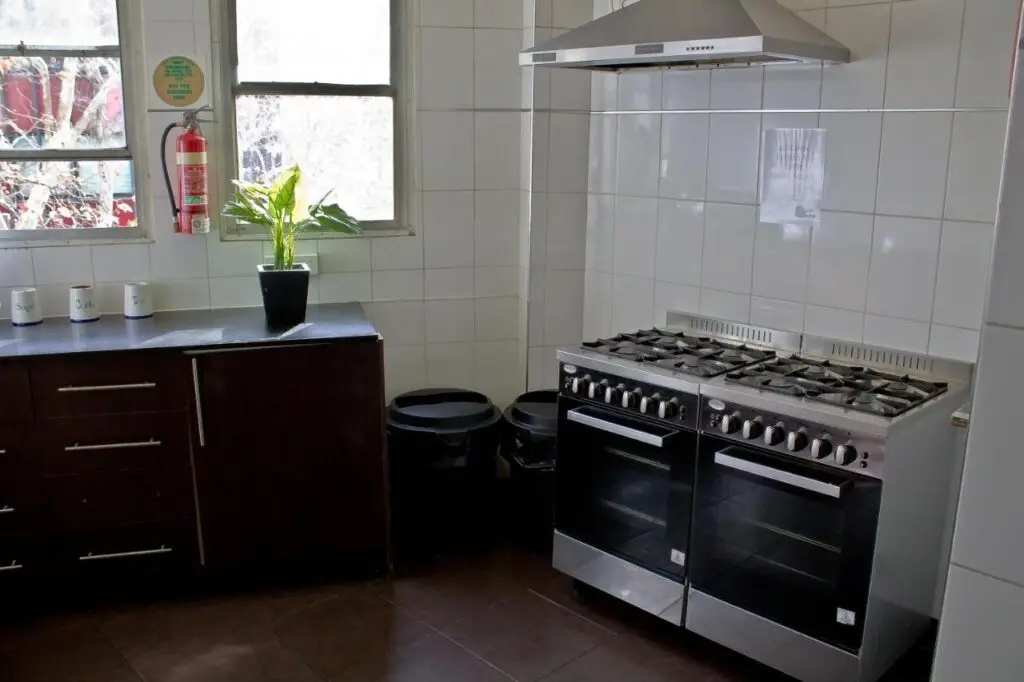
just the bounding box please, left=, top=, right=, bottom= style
left=581, top=329, right=776, bottom=379
left=724, top=355, right=948, bottom=418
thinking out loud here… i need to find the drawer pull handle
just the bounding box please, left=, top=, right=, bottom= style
left=0, top=561, right=23, bottom=572
left=0, top=449, right=6, bottom=455
left=79, top=546, right=173, bottom=562
left=58, top=382, right=157, bottom=393
left=64, top=439, right=161, bottom=452
left=0, top=506, right=14, bottom=515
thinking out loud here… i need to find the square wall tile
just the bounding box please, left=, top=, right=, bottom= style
left=372, top=232, right=424, bottom=271
left=586, top=194, right=616, bottom=274
left=701, top=203, right=757, bottom=294
left=476, top=112, right=522, bottom=191
left=425, top=299, right=475, bottom=343
left=611, top=276, right=654, bottom=331
left=883, top=0, right=964, bottom=108
left=0, top=249, right=34, bottom=287
left=423, top=191, right=474, bottom=269
left=933, top=221, right=995, bottom=330
left=663, top=70, right=711, bottom=110
left=421, top=111, right=474, bottom=191
left=750, top=297, right=805, bottom=333
left=383, top=345, right=426, bottom=401
left=866, top=217, right=941, bottom=322
left=945, top=112, right=1008, bottom=224
left=862, top=315, right=929, bottom=353
left=763, top=65, right=822, bottom=109
left=475, top=190, right=520, bottom=267
left=209, top=276, right=261, bottom=309
left=951, top=323, right=1024, bottom=585
left=527, top=346, right=546, bottom=391
left=820, top=3, right=891, bottom=109
left=207, top=240, right=262, bottom=278
left=366, top=301, right=426, bottom=346
left=928, top=325, right=980, bottom=362
left=710, top=67, right=764, bottom=109
left=876, top=112, right=953, bottom=220
left=583, top=271, right=612, bottom=339
left=591, top=72, right=618, bottom=112
left=820, top=113, right=882, bottom=214
left=807, top=211, right=873, bottom=311
left=655, top=199, right=704, bottom=287
left=91, top=244, right=151, bottom=283
left=615, top=113, right=661, bottom=197
left=931, top=565, right=1024, bottom=682
left=150, top=233, right=209, bottom=281
left=613, top=196, right=658, bottom=278
left=144, top=21, right=195, bottom=66
left=31, top=246, right=93, bottom=285
left=426, top=342, right=475, bottom=389
left=546, top=193, right=587, bottom=271
left=654, top=282, right=700, bottom=326
left=420, top=0, right=473, bottom=27
left=618, top=72, right=662, bottom=110
left=473, top=340, right=521, bottom=406
left=804, top=305, right=863, bottom=342
left=317, top=238, right=371, bottom=273
left=956, top=0, right=1018, bottom=108
left=143, top=0, right=192, bottom=21
left=476, top=296, right=519, bottom=341
left=752, top=221, right=811, bottom=303
left=474, top=0, right=520, bottom=28
left=36, top=284, right=72, bottom=319
left=425, top=268, right=475, bottom=299
left=552, top=0, right=592, bottom=29
left=544, top=271, right=585, bottom=345
left=474, top=29, right=522, bottom=109
left=319, top=272, right=372, bottom=303
left=659, top=114, right=709, bottom=201
left=475, top=266, right=518, bottom=297
left=707, top=114, right=761, bottom=205
left=588, top=116, right=617, bottom=195
left=152, top=279, right=211, bottom=312
left=699, top=288, right=750, bottom=323
left=550, top=69, right=591, bottom=111
left=548, top=114, right=590, bottom=193
left=418, top=28, right=473, bottom=110
left=372, top=270, right=424, bottom=301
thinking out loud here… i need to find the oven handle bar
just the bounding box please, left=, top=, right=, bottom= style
left=714, top=451, right=842, bottom=499
left=567, top=408, right=668, bottom=447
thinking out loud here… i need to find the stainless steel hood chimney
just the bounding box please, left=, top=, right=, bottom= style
left=519, top=0, right=850, bottom=71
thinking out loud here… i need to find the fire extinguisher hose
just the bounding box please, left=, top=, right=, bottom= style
left=160, top=122, right=182, bottom=223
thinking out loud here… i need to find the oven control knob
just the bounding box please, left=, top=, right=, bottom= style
left=658, top=397, right=680, bottom=419
left=640, top=393, right=662, bottom=414
left=786, top=430, right=809, bottom=452
left=764, top=423, right=786, bottom=446
left=720, top=412, right=741, bottom=434
left=622, top=389, right=642, bottom=409
left=835, top=443, right=858, bottom=466
left=588, top=380, right=608, bottom=400
left=811, top=437, right=833, bottom=460
left=605, top=383, right=625, bottom=405
left=742, top=418, right=764, bottom=440
left=571, top=374, right=592, bottom=395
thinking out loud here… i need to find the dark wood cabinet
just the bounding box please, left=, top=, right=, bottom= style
left=189, top=341, right=387, bottom=572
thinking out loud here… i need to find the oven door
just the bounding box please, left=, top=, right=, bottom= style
left=555, top=398, right=696, bottom=582
left=689, top=435, right=881, bottom=652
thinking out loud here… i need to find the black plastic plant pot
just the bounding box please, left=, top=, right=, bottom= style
left=257, top=263, right=310, bottom=330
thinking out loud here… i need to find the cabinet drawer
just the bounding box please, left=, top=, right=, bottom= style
left=0, top=536, right=39, bottom=580
left=31, top=352, right=187, bottom=418
left=47, top=470, right=168, bottom=530
left=60, top=523, right=196, bottom=576
left=40, top=412, right=189, bottom=475
left=0, top=479, right=42, bottom=536
left=0, top=427, right=36, bottom=479
left=0, top=360, right=31, bottom=421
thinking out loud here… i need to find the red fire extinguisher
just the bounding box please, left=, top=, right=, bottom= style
left=160, top=106, right=213, bottom=234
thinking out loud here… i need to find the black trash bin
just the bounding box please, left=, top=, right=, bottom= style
left=387, top=388, right=502, bottom=564
left=500, top=390, right=558, bottom=552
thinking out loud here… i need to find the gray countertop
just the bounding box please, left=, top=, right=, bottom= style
left=0, top=303, right=379, bottom=358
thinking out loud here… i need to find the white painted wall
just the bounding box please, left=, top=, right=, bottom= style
left=0, top=0, right=528, bottom=405
left=581, top=0, right=1017, bottom=366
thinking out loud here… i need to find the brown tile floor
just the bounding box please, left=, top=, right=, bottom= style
left=0, top=546, right=935, bottom=682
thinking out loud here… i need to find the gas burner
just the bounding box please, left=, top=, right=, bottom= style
left=725, top=355, right=948, bottom=418
left=581, top=328, right=776, bottom=378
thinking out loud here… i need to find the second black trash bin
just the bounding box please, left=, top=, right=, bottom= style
left=387, top=388, right=502, bottom=564
left=499, top=390, right=558, bottom=552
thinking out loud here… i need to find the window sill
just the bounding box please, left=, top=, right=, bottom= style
left=0, top=228, right=152, bottom=249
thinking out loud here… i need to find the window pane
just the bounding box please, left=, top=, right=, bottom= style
left=0, top=0, right=119, bottom=47
left=236, top=95, right=394, bottom=222
left=0, top=57, right=126, bottom=151
left=0, top=159, right=136, bottom=229
left=236, top=0, right=390, bottom=85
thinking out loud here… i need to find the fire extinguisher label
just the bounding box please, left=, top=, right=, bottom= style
left=181, top=165, right=207, bottom=205
left=191, top=216, right=211, bottom=234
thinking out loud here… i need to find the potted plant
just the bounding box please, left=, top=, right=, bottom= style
left=222, top=165, right=360, bottom=329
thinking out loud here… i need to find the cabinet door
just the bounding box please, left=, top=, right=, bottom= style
left=189, top=341, right=386, bottom=570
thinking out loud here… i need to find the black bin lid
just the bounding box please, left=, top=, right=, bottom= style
left=504, top=390, right=558, bottom=437
left=388, top=388, right=501, bottom=434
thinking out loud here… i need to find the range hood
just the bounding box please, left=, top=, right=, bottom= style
left=519, top=0, right=850, bottom=71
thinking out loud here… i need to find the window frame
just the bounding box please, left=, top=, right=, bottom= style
left=219, top=0, right=413, bottom=240
left=0, top=0, right=147, bottom=244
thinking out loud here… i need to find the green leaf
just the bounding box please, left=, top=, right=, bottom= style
left=270, top=165, right=301, bottom=219
left=304, top=203, right=361, bottom=234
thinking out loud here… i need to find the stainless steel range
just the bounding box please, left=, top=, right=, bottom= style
left=553, top=316, right=971, bottom=682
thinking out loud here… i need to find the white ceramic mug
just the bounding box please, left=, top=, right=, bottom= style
left=124, top=282, right=153, bottom=319
left=11, top=288, right=42, bottom=327
left=69, top=284, right=99, bottom=323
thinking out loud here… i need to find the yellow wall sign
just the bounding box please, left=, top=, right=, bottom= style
left=153, top=56, right=205, bottom=107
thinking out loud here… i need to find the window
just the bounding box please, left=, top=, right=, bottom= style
left=0, top=0, right=139, bottom=237
left=227, top=0, right=405, bottom=233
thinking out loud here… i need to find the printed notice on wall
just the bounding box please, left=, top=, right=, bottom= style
left=760, top=128, right=826, bottom=226
left=150, top=55, right=210, bottom=110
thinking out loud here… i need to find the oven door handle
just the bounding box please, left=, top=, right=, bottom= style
left=714, top=450, right=843, bottom=499
left=567, top=408, right=669, bottom=447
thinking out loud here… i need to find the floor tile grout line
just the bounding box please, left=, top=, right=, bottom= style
left=433, top=627, right=522, bottom=682
left=533, top=642, right=603, bottom=682
left=95, top=621, right=152, bottom=682
left=526, top=588, right=623, bottom=638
